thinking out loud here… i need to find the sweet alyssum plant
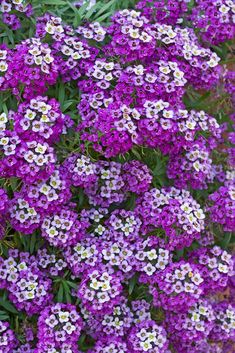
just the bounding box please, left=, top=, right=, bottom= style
left=0, top=0, right=234, bottom=352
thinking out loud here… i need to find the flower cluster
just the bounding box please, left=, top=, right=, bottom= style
left=0, top=38, right=58, bottom=99
left=14, top=96, right=72, bottom=142
left=150, top=261, right=205, bottom=312
left=136, top=187, right=205, bottom=249
left=36, top=303, right=83, bottom=353
left=190, top=0, right=235, bottom=45
left=167, top=141, right=214, bottom=189
left=128, top=320, right=169, bottom=353
left=76, top=21, right=106, bottom=42
left=9, top=193, right=41, bottom=234
left=0, top=320, right=18, bottom=352
left=41, top=206, right=87, bottom=248
left=135, top=237, right=171, bottom=278
left=61, top=153, right=97, bottom=188
left=0, top=0, right=32, bottom=30
left=207, top=185, right=235, bottom=231
left=193, top=246, right=234, bottom=292
left=166, top=300, right=215, bottom=343
left=19, top=168, right=71, bottom=215
left=77, top=268, right=123, bottom=314
left=0, top=250, right=52, bottom=315
left=210, top=302, right=235, bottom=341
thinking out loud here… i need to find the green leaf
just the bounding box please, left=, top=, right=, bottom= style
left=131, top=147, right=141, bottom=160
left=94, top=11, right=113, bottom=23
left=56, top=283, right=64, bottom=303
left=93, top=0, right=116, bottom=18
left=41, top=0, right=67, bottom=4
left=66, top=281, right=78, bottom=290
left=62, top=282, right=72, bottom=303
left=58, top=82, right=65, bottom=106
left=29, top=233, right=37, bottom=254
left=10, top=177, right=19, bottom=192
left=84, top=2, right=103, bottom=20
left=220, top=232, right=232, bottom=249
left=129, top=274, right=137, bottom=295
left=0, top=298, right=18, bottom=314
left=0, top=311, right=9, bottom=320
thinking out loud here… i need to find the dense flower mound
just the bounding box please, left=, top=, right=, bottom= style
left=36, top=303, right=83, bottom=353
left=88, top=337, right=129, bottom=353
left=77, top=267, right=123, bottom=314
left=19, top=167, right=72, bottom=215
left=0, top=38, right=59, bottom=99
left=150, top=261, right=205, bottom=312
left=166, top=299, right=215, bottom=343
left=136, top=187, right=205, bottom=249
left=128, top=320, right=169, bottom=353
left=13, top=96, right=72, bottom=142
left=0, top=250, right=52, bottom=315
left=190, top=0, right=235, bottom=45
left=207, top=184, right=235, bottom=231
left=9, top=192, right=42, bottom=234
left=192, top=246, right=234, bottom=292
left=41, top=206, right=87, bottom=247
left=0, top=320, right=18, bottom=352
left=0, top=0, right=234, bottom=352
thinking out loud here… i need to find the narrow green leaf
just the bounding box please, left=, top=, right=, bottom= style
left=57, top=284, right=64, bottom=303
left=63, top=282, right=72, bottom=303
left=41, top=0, right=66, bottom=5
left=0, top=298, right=18, bottom=314
left=129, top=275, right=137, bottom=295
left=30, top=233, right=37, bottom=254
left=94, top=0, right=116, bottom=18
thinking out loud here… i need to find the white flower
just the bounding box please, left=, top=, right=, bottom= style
left=173, top=281, right=184, bottom=293
left=0, top=137, right=9, bottom=145
left=58, top=311, right=70, bottom=323
left=191, top=312, right=200, bottom=322
left=47, top=227, right=58, bottom=238
left=35, top=143, right=47, bottom=154
left=24, top=151, right=35, bottom=163
left=133, top=65, right=145, bottom=76
left=221, top=251, right=232, bottom=263
left=45, top=315, right=58, bottom=328
left=136, top=328, right=148, bottom=340
left=0, top=60, right=8, bottom=72
left=146, top=249, right=158, bottom=260
left=218, top=263, right=229, bottom=274
left=104, top=62, right=114, bottom=71
left=195, top=322, right=204, bottom=331
left=180, top=203, right=193, bottom=214
left=140, top=340, right=152, bottom=351
left=90, top=279, right=101, bottom=290
left=97, top=292, right=110, bottom=303
left=139, top=32, right=152, bottom=42
left=159, top=66, right=171, bottom=74
left=163, top=110, right=174, bottom=119
left=63, top=322, right=76, bottom=335
left=143, top=264, right=156, bottom=276
left=191, top=274, right=204, bottom=286
left=184, top=283, right=195, bottom=293
left=219, top=5, right=230, bottom=14
left=24, top=291, right=35, bottom=300
left=101, top=280, right=111, bottom=292
left=194, top=209, right=205, bottom=220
